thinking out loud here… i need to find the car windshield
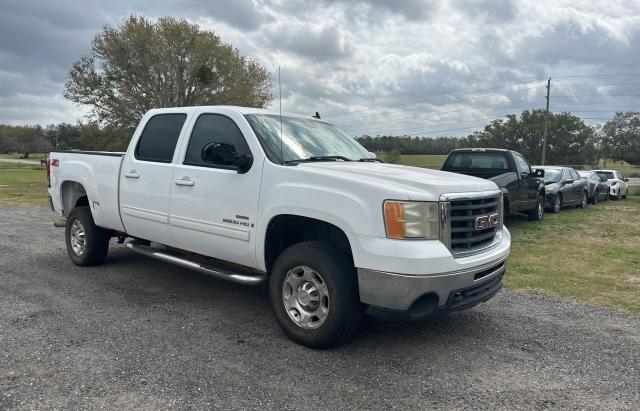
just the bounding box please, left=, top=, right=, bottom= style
left=543, top=169, right=562, bottom=183
left=443, top=152, right=509, bottom=170
left=596, top=171, right=615, bottom=180
left=245, top=114, right=369, bottom=163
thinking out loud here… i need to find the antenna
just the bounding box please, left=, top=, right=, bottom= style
left=278, top=66, right=283, bottom=165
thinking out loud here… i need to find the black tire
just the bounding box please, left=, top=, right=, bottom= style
left=592, top=190, right=598, bottom=205
left=528, top=195, right=544, bottom=221
left=269, top=241, right=364, bottom=348
left=578, top=192, right=587, bottom=209
left=616, top=189, right=621, bottom=200
left=65, top=206, right=110, bottom=266
left=622, top=188, right=627, bottom=199
left=550, top=194, right=561, bottom=213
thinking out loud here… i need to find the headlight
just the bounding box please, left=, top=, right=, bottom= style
left=383, top=201, right=439, bottom=240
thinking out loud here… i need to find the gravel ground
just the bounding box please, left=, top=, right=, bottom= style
left=1, top=206, right=639, bottom=410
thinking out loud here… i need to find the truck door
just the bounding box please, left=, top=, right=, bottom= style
left=169, top=113, right=261, bottom=268
left=119, top=113, right=188, bottom=244
left=514, top=153, right=536, bottom=209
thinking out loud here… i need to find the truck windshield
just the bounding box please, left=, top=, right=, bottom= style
left=245, top=114, right=369, bottom=164
left=443, top=152, right=509, bottom=171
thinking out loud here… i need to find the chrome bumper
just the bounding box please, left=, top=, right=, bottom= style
left=357, top=254, right=507, bottom=315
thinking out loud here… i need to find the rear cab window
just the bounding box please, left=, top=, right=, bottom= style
left=443, top=152, right=509, bottom=171
left=135, top=114, right=188, bottom=163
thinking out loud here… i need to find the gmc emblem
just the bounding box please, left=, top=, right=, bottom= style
left=475, top=213, right=499, bottom=231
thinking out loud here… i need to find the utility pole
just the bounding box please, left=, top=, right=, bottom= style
left=541, top=77, right=551, bottom=165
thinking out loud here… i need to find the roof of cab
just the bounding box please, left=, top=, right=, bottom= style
left=145, top=105, right=329, bottom=122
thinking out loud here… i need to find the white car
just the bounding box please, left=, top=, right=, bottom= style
left=592, top=169, right=630, bottom=200
left=47, top=106, right=510, bottom=348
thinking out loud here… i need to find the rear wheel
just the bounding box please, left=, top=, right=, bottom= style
left=592, top=190, right=598, bottom=205
left=622, top=188, right=628, bottom=199
left=269, top=241, right=364, bottom=348
left=616, top=189, right=621, bottom=200
left=528, top=195, right=544, bottom=221
left=65, top=206, right=110, bottom=266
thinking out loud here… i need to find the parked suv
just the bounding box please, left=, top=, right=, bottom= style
left=578, top=170, right=609, bottom=204
left=441, top=148, right=545, bottom=221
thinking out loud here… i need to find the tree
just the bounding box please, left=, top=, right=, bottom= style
left=65, top=16, right=272, bottom=129
left=598, top=112, right=640, bottom=164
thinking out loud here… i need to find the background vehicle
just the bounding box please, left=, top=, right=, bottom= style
left=593, top=169, right=629, bottom=200
left=47, top=106, right=510, bottom=348
left=441, top=148, right=545, bottom=221
left=534, top=166, right=588, bottom=212
left=578, top=170, right=609, bottom=204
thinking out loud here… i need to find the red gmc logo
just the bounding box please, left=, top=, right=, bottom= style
left=475, top=213, right=499, bottom=231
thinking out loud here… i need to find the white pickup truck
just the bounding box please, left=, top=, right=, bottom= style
left=48, top=106, right=510, bottom=347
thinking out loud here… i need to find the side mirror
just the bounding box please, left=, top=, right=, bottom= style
left=367, top=151, right=377, bottom=159
left=201, top=142, right=253, bottom=173
left=623, top=178, right=629, bottom=182
left=234, top=153, right=253, bottom=174
left=564, top=179, right=574, bottom=185
left=532, top=169, right=544, bottom=177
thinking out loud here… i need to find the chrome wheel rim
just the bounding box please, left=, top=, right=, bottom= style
left=554, top=197, right=560, bottom=212
left=282, top=265, right=330, bottom=329
left=70, top=219, right=86, bottom=256
left=538, top=201, right=543, bottom=220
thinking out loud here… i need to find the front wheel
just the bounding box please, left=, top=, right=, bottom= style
left=550, top=195, right=561, bottom=213
left=528, top=195, right=544, bottom=221
left=269, top=241, right=364, bottom=348
left=65, top=206, right=110, bottom=266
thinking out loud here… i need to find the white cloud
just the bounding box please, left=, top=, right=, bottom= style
left=0, top=0, right=639, bottom=135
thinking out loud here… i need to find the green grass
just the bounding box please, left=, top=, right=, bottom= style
left=506, top=196, right=640, bottom=315
left=0, top=169, right=49, bottom=207
left=0, top=152, right=47, bottom=159
left=1, top=162, right=639, bottom=315
left=398, top=154, right=446, bottom=168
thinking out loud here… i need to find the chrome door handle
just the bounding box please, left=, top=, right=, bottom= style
left=124, top=170, right=140, bottom=178
left=175, top=178, right=195, bottom=186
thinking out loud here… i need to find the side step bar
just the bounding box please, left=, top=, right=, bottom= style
left=125, top=242, right=266, bottom=285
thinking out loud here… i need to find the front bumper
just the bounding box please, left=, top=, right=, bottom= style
left=357, top=255, right=507, bottom=319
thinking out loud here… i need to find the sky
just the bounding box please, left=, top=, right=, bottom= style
left=1, top=0, right=640, bottom=137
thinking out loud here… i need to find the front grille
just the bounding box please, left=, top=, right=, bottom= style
left=448, top=194, right=500, bottom=255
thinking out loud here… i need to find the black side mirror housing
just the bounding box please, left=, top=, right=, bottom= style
left=201, top=142, right=253, bottom=173
left=532, top=169, right=545, bottom=178
left=623, top=178, right=629, bottom=182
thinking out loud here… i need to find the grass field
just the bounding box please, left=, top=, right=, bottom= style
left=398, top=154, right=446, bottom=168
left=0, top=168, right=638, bottom=315
left=506, top=195, right=640, bottom=314
left=0, top=169, right=49, bottom=207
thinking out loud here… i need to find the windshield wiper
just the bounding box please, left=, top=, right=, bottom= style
left=283, top=156, right=354, bottom=165
left=358, top=157, right=384, bottom=163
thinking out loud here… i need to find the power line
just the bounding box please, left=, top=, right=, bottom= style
left=553, top=72, right=640, bottom=78
left=323, top=79, right=547, bottom=119
left=330, top=88, right=547, bottom=123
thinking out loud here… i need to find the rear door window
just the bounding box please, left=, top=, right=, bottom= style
left=135, top=114, right=187, bottom=163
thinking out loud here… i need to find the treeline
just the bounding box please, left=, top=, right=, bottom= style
left=0, top=123, right=131, bottom=157
left=1, top=110, right=638, bottom=165
left=357, top=110, right=640, bottom=165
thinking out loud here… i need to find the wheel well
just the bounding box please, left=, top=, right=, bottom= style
left=60, top=181, right=88, bottom=216
left=264, top=215, right=353, bottom=272
left=503, top=197, right=510, bottom=216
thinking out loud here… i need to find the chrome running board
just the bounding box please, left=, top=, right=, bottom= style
left=125, top=242, right=266, bottom=285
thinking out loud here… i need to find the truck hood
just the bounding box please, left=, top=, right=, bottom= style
left=297, top=162, right=499, bottom=201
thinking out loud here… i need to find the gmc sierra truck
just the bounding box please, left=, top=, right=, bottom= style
left=48, top=106, right=510, bottom=348
left=441, top=148, right=545, bottom=221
